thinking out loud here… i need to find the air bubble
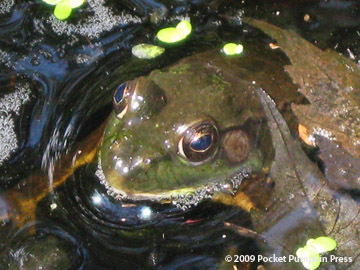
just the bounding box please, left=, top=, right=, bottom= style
left=0, top=0, right=14, bottom=14
left=0, top=83, right=31, bottom=164
left=0, top=115, right=18, bottom=164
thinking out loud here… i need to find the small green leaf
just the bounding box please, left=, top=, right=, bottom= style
left=222, top=43, right=244, bottom=55
left=157, top=27, right=187, bottom=43
left=54, top=0, right=72, bottom=20
left=176, top=20, right=192, bottom=36
left=131, top=44, right=165, bottom=59
left=156, top=20, right=192, bottom=44
left=296, top=245, right=321, bottom=270
left=307, top=237, right=337, bottom=253
left=42, top=0, right=62, bottom=5
left=69, top=0, right=85, bottom=8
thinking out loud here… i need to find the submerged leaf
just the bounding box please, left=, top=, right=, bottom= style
left=252, top=86, right=360, bottom=270
left=242, top=18, right=360, bottom=270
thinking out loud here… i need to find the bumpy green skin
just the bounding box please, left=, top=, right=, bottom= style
left=99, top=50, right=274, bottom=201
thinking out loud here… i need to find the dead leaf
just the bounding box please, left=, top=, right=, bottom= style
left=241, top=18, right=360, bottom=269
left=251, top=86, right=360, bottom=270
left=316, top=135, right=360, bottom=190
left=243, top=18, right=360, bottom=160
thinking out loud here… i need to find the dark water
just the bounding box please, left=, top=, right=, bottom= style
left=1, top=0, right=360, bottom=269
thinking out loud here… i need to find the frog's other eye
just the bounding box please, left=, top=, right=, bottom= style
left=178, top=120, right=219, bottom=165
left=113, top=82, right=134, bottom=119
left=114, top=83, right=126, bottom=103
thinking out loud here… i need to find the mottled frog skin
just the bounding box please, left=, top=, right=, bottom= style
left=98, top=50, right=280, bottom=206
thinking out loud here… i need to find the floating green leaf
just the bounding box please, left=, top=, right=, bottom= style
left=42, top=0, right=62, bottom=5
left=307, top=237, right=337, bottom=253
left=54, top=0, right=72, bottom=20
left=131, top=44, right=165, bottom=59
left=176, top=20, right=192, bottom=36
left=222, top=43, right=244, bottom=55
left=296, top=245, right=321, bottom=270
left=156, top=20, right=192, bottom=44
left=69, top=0, right=84, bottom=8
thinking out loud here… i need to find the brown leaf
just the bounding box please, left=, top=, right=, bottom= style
left=241, top=18, right=360, bottom=269
left=316, top=135, right=360, bottom=190
left=243, top=18, right=360, bottom=160
left=252, top=86, right=360, bottom=270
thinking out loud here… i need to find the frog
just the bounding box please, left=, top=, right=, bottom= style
left=2, top=44, right=301, bottom=269
left=3, top=43, right=302, bottom=226
left=96, top=50, right=276, bottom=209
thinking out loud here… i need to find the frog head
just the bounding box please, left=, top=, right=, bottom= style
left=97, top=51, right=272, bottom=207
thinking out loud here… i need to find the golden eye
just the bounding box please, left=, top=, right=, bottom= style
left=178, top=120, right=219, bottom=164
left=113, top=82, right=134, bottom=119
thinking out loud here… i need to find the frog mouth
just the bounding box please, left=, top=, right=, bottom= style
left=95, top=157, right=252, bottom=210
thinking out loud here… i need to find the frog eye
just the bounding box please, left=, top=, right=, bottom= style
left=178, top=120, right=219, bottom=164
left=113, top=82, right=134, bottom=119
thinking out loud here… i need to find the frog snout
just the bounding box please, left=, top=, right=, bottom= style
left=112, top=147, right=165, bottom=178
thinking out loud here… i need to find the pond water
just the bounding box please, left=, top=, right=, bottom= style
left=1, top=0, right=360, bottom=269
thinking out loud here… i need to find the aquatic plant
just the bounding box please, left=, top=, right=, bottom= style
left=42, top=0, right=85, bottom=20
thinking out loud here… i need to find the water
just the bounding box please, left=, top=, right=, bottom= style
left=1, top=0, right=360, bottom=269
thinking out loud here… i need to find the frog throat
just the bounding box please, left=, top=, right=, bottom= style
left=95, top=157, right=252, bottom=210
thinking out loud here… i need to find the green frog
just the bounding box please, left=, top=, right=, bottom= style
left=3, top=40, right=302, bottom=270
left=5, top=46, right=299, bottom=227
left=96, top=50, right=277, bottom=209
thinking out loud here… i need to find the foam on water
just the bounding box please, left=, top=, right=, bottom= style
left=0, top=50, right=11, bottom=67
left=0, top=0, right=14, bottom=14
left=0, top=115, right=17, bottom=163
left=48, top=0, right=142, bottom=39
left=0, top=83, right=31, bottom=115
left=0, top=83, right=31, bottom=164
